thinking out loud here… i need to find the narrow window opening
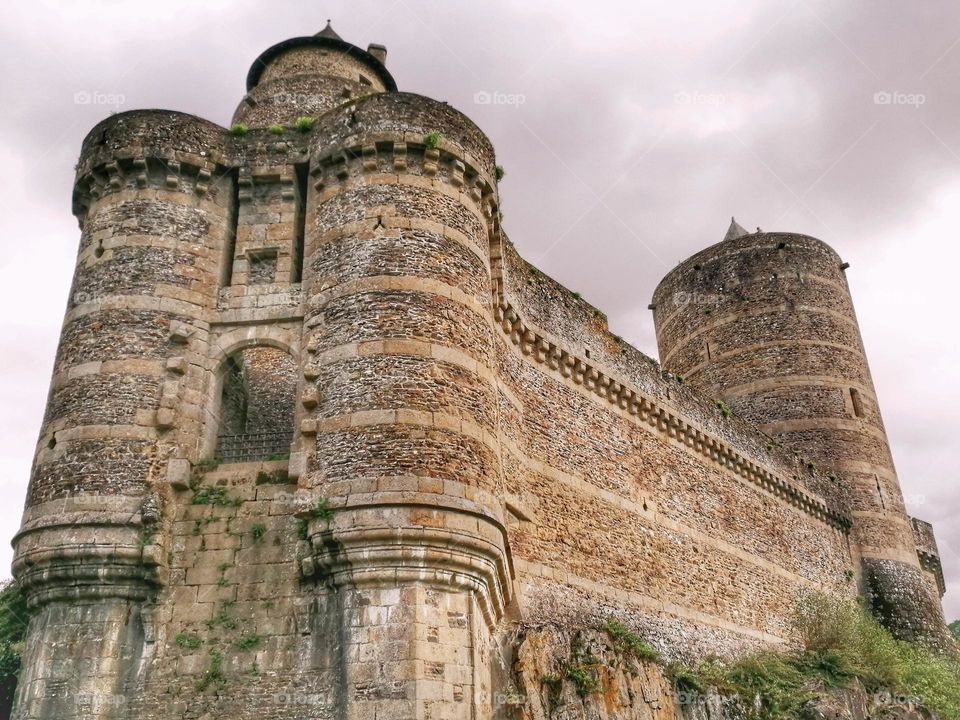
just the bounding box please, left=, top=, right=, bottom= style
left=359, top=74, right=372, bottom=86
left=705, top=340, right=712, bottom=360
left=585, top=349, right=591, bottom=359
left=221, top=168, right=239, bottom=287
left=216, top=347, right=297, bottom=463
left=876, top=475, right=886, bottom=509
left=293, top=162, right=309, bottom=283
left=850, top=388, right=864, bottom=418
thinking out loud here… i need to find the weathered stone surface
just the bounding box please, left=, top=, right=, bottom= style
left=9, top=22, right=951, bottom=720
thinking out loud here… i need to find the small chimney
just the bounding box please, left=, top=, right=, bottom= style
left=367, top=43, right=388, bottom=65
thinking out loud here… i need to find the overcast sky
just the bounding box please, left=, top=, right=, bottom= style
left=0, top=0, right=957, bottom=622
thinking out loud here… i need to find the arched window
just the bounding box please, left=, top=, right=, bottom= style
left=215, top=346, right=297, bottom=463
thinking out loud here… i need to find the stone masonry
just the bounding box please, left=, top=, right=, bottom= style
left=9, top=23, right=952, bottom=720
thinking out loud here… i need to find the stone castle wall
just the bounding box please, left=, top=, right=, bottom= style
left=8, top=30, right=950, bottom=720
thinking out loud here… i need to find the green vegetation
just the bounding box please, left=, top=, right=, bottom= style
left=206, top=602, right=238, bottom=631
left=229, top=123, right=249, bottom=136
left=294, top=116, right=316, bottom=132
left=268, top=123, right=285, bottom=134
left=566, top=663, right=600, bottom=697
left=599, top=619, right=660, bottom=662
left=197, top=457, right=221, bottom=472
left=309, top=498, right=333, bottom=520
left=423, top=131, right=441, bottom=148
left=0, top=581, right=28, bottom=694
left=950, top=620, right=959, bottom=642
left=250, top=523, right=267, bottom=543
left=175, top=633, right=203, bottom=649
left=542, top=673, right=563, bottom=705
left=716, top=400, right=732, bottom=418
left=255, top=468, right=289, bottom=485
left=233, top=632, right=262, bottom=651
left=191, top=485, right=243, bottom=507
left=664, top=592, right=960, bottom=720
left=494, top=165, right=506, bottom=180
left=196, top=649, right=225, bottom=691
left=296, top=518, right=309, bottom=540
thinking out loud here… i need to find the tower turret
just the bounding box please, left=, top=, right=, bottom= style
left=651, top=224, right=952, bottom=650
left=233, top=21, right=396, bottom=127
left=12, top=110, right=234, bottom=717
left=298, top=92, right=509, bottom=718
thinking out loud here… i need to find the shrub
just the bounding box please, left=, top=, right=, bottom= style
left=196, top=649, right=225, bottom=691
left=494, top=165, right=505, bottom=180
left=191, top=485, right=243, bottom=507
left=566, top=664, right=599, bottom=697
left=423, top=131, right=441, bottom=148
left=950, top=621, right=960, bottom=642
left=667, top=661, right=705, bottom=694
left=294, top=116, right=316, bottom=132
left=233, top=632, right=262, bottom=651
left=542, top=673, right=563, bottom=705
left=250, top=523, right=267, bottom=543
left=175, top=633, right=202, bottom=649
left=664, top=593, right=960, bottom=720
left=309, top=498, right=333, bottom=519
left=230, top=123, right=249, bottom=136
left=724, top=652, right=811, bottom=720
left=600, top=619, right=660, bottom=662
left=0, top=581, right=28, bottom=691
left=268, top=123, right=285, bottom=134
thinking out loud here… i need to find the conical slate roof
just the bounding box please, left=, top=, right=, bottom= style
left=316, top=20, right=342, bottom=40
left=722, top=217, right=749, bottom=242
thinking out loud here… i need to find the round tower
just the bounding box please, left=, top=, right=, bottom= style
left=651, top=221, right=950, bottom=650
left=11, top=111, right=233, bottom=717
left=233, top=21, right=396, bottom=127
left=297, top=90, right=510, bottom=717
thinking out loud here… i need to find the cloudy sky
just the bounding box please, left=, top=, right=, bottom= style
left=0, top=0, right=957, bottom=621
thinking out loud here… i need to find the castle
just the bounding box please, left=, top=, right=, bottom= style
left=9, top=24, right=951, bottom=719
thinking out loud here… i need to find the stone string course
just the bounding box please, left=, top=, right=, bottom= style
left=9, top=26, right=952, bottom=720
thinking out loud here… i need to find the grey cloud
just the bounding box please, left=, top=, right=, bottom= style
left=0, top=0, right=957, bottom=620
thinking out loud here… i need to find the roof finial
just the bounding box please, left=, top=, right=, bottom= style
left=723, top=216, right=749, bottom=242
left=316, top=20, right=343, bottom=40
